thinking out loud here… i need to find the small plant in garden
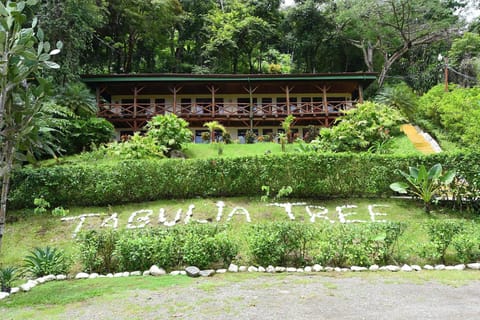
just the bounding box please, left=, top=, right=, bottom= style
left=201, top=132, right=210, bottom=143
left=260, top=185, right=292, bottom=201
left=34, top=197, right=51, bottom=215
left=245, top=130, right=257, bottom=144
left=421, top=220, right=465, bottom=264
left=51, top=206, right=69, bottom=217
left=203, top=121, right=226, bottom=143
left=390, top=163, right=456, bottom=213
left=0, top=266, right=21, bottom=293
left=24, top=247, right=71, bottom=277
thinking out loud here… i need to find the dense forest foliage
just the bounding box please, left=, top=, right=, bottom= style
left=32, top=0, right=479, bottom=92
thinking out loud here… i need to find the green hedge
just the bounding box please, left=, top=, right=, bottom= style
left=75, top=220, right=480, bottom=272
left=8, top=152, right=480, bottom=209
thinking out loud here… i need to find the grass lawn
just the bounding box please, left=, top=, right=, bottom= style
left=0, top=196, right=474, bottom=269
left=38, top=131, right=420, bottom=167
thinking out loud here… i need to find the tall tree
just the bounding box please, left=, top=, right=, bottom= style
left=0, top=0, right=61, bottom=249
left=203, top=0, right=273, bottom=73
left=335, top=0, right=462, bottom=86
left=36, top=0, right=107, bottom=83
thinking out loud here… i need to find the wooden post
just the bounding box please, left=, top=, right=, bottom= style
left=358, top=84, right=364, bottom=103
left=243, top=85, right=258, bottom=130
left=207, top=85, right=219, bottom=116
left=314, top=85, right=330, bottom=113
left=281, top=85, right=294, bottom=115
left=169, top=86, right=183, bottom=114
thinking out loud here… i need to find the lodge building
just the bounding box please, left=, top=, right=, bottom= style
left=82, top=73, right=376, bottom=142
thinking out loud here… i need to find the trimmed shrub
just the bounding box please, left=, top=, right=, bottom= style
left=420, top=220, right=466, bottom=264
left=248, top=222, right=317, bottom=267
left=9, top=152, right=480, bottom=211
left=77, top=230, right=119, bottom=273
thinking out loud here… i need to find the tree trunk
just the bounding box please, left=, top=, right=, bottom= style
left=0, top=141, right=14, bottom=250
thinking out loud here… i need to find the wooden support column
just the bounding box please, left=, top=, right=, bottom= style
left=243, top=85, right=258, bottom=130
left=96, top=86, right=107, bottom=114
left=169, top=86, right=183, bottom=114
left=281, top=85, right=294, bottom=115
left=358, top=84, right=364, bottom=103
left=132, top=86, right=144, bottom=119
left=207, top=85, right=219, bottom=117
left=315, top=85, right=331, bottom=113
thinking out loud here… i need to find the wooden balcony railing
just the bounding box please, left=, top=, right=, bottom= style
left=98, top=101, right=354, bottom=120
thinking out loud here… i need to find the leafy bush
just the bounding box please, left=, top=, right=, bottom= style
left=421, top=220, right=465, bottom=264
left=77, top=230, right=119, bottom=273
left=418, top=85, right=480, bottom=147
left=316, top=102, right=406, bottom=152
left=313, top=223, right=405, bottom=267
left=78, top=224, right=237, bottom=272
left=375, top=82, right=418, bottom=121
left=23, top=247, right=70, bottom=277
left=390, top=163, right=456, bottom=213
left=146, top=114, right=192, bottom=154
left=248, top=222, right=316, bottom=266
left=103, top=133, right=166, bottom=160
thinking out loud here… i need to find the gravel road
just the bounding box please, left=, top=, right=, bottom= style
left=64, top=273, right=480, bottom=320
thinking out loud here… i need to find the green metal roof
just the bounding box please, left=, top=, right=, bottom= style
left=82, top=73, right=377, bottom=83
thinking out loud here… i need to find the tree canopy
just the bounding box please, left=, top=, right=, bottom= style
left=31, top=0, right=478, bottom=90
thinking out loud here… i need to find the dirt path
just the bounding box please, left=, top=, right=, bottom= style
left=62, top=273, right=480, bottom=320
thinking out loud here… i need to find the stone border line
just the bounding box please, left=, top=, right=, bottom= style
left=2, top=262, right=480, bottom=301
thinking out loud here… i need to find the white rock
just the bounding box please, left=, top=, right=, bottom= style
left=467, top=263, right=480, bottom=270
left=341, top=268, right=350, bottom=272
left=122, top=272, right=130, bottom=277
left=99, top=275, right=106, bottom=278
left=44, top=275, right=56, bottom=282
left=56, top=274, right=67, bottom=280
left=75, top=272, right=90, bottom=279
left=36, top=277, right=46, bottom=284
left=275, top=267, right=286, bottom=273
left=401, top=264, right=413, bottom=272
left=130, top=271, right=142, bottom=276
left=142, top=271, right=150, bottom=276
left=385, top=265, right=400, bottom=272
left=258, top=266, right=266, bottom=272
left=286, top=267, right=297, bottom=272
left=369, top=265, right=379, bottom=271
left=107, top=273, right=114, bottom=278
left=180, top=271, right=187, bottom=275
left=149, top=265, right=166, bottom=276
left=228, top=264, right=239, bottom=273
left=266, top=265, right=275, bottom=273
left=334, top=267, right=342, bottom=272
left=239, top=266, right=247, bottom=272
left=296, top=268, right=304, bottom=273
left=113, top=272, right=123, bottom=278
left=304, top=266, right=312, bottom=272
left=424, top=265, right=434, bottom=270
left=248, top=266, right=258, bottom=272
left=216, top=269, right=227, bottom=274
left=351, top=266, right=368, bottom=272
left=20, top=283, right=32, bottom=292
left=313, top=264, right=323, bottom=272
left=435, top=264, right=446, bottom=271
left=324, top=267, right=334, bottom=272
left=411, top=265, right=422, bottom=271
left=170, top=271, right=181, bottom=276
left=445, top=266, right=455, bottom=271
left=454, top=264, right=466, bottom=271
left=10, top=287, right=19, bottom=294
left=0, top=292, right=9, bottom=300
left=89, top=273, right=99, bottom=279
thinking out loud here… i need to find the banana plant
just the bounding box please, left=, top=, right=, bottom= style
left=390, top=163, right=456, bottom=213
